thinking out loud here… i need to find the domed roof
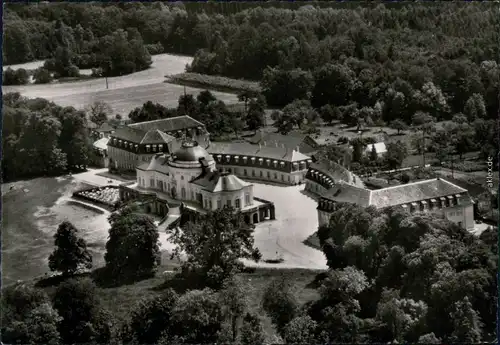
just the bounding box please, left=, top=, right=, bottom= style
left=173, top=141, right=210, bottom=162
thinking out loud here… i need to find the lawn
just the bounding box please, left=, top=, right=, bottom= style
left=33, top=266, right=321, bottom=343
left=2, top=177, right=97, bottom=285
left=2, top=54, right=239, bottom=115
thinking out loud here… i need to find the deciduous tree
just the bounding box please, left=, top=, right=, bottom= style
left=53, top=278, right=111, bottom=344
left=169, top=207, right=260, bottom=289
left=105, top=206, right=161, bottom=282
left=48, top=221, right=92, bottom=276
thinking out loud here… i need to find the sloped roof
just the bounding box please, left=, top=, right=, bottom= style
left=97, top=122, right=115, bottom=133
left=206, top=141, right=310, bottom=162
left=112, top=126, right=147, bottom=142
left=191, top=171, right=251, bottom=193
left=128, top=115, right=205, bottom=132
left=92, top=137, right=109, bottom=151
left=141, top=129, right=175, bottom=144
left=323, top=178, right=470, bottom=210
left=246, top=131, right=317, bottom=154
left=365, top=142, right=387, bottom=154
left=310, top=159, right=354, bottom=185
left=137, top=154, right=171, bottom=174
left=370, top=178, right=468, bottom=209
left=324, top=183, right=372, bottom=207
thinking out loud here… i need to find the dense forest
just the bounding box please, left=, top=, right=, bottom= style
left=4, top=4, right=498, bottom=115
left=2, top=93, right=96, bottom=181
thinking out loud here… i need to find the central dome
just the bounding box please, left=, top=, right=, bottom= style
left=173, top=141, right=210, bottom=162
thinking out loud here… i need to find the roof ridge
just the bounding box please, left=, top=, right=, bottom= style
left=439, top=178, right=468, bottom=192
left=373, top=178, right=440, bottom=192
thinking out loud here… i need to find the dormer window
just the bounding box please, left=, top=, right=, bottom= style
left=251, top=157, right=255, bottom=164
left=259, top=158, right=263, bottom=165
left=266, top=159, right=271, bottom=166
left=217, top=155, right=222, bottom=161
left=159, top=144, right=163, bottom=151
left=440, top=197, right=447, bottom=207
left=243, top=156, right=248, bottom=163
left=234, top=156, right=239, bottom=163
left=153, top=145, right=157, bottom=152
left=135, top=144, right=139, bottom=151
left=146, top=145, right=151, bottom=153
left=447, top=195, right=454, bottom=206
left=280, top=161, right=285, bottom=166
left=226, top=155, right=230, bottom=162
left=273, top=160, right=278, bottom=167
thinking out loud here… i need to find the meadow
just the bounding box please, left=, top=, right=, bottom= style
left=2, top=54, right=239, bottom=115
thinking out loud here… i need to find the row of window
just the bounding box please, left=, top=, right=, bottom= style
left=448, top=210, right=463, bottom=217
left=215, top=155, right=309, bottom=171
left=222, top=167, right=293, bottom=182
left=111, top=138, right=164, bottom=153
left=139, top=176, right=252, bottom=208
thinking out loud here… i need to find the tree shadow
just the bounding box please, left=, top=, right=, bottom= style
left=34, top=271, right=92, bottom=288
left=91, top=266, right=155, bottom=289
left=305, top=271, right=328, bottom=289
left=151, top=272, right=206, bottom=294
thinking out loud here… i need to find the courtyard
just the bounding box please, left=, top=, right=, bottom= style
left=241, top=183, right=328, bottom=270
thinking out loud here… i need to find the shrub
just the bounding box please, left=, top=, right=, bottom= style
left=146, top=43, right=164, bottom=55
left=442, top=161, right=486, bottom=172
left=3, top=67, right=30, bottom=85
left=33, top=67, right=52, bottom=84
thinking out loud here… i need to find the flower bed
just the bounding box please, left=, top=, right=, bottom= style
left=73, top=186, right=120, bottom=208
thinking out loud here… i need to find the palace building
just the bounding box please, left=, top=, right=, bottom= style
left=107, top=116, right=209, bottom=172
left=304, top=158, right=364, bottom=197
left=119, top=141, right=275, bottom=225
left=206, top=141, right=313, bottom=185
left=317, top=178, right=475, bottom=231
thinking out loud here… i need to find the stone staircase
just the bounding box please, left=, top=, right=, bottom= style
left=158, top=206, right=182, bottom=232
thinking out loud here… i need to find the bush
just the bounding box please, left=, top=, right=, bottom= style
left=3, top=67, right=30, bottom=85
left=442, top=161, right=486, bottom=172
left=33, top=67, right=52, bottom=84
left=43, top=59, right=56, bottom=71
left=145, top=43, right=164, bottom=55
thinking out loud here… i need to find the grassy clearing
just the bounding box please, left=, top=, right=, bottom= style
left=166, top=72, right=261, bottom=94
left=2, top=177, right=95, bottom=285
left=2, top=54, right=239, bottom=115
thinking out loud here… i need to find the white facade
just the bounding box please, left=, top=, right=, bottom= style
left=134, top=143, right=256, bottom=212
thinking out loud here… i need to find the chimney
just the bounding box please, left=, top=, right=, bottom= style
left=263, top=141, right=266, bottom=146
left=259, top=143, right=262, bottom=151
left=275, top=141, right=278, bottom=147
left=296, top=146, right=300, bottom=153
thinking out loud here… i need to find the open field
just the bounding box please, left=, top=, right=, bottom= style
left=1, top=171, right=179, bottom=286
left=2, top=54, right=239, bottom=115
